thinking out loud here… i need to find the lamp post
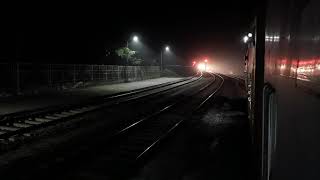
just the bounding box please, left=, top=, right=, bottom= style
left=243, top=33, right=253, bottom=43
left=243, top=35, right=249, bottom=43
left=161, top=46, right=170, bottom=72
left=126, top=35, right=139, bottom=64
left=127, top=36, right=139, bottom=48
left=125, top=35, right=139, bottom=82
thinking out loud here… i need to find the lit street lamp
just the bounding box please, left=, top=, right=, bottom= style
left=125, top=35, right=139, bottom=82
left=133, top=35, right=139, bottom=43
left=243, top=33, right=253, bottom=44
left=127, top=35, right=139, bottom=48
left=161, top=45, right=170, bottom=72
left=243, top=35, right=249, bottom=43
left=125, top=35, right=139, bottom=65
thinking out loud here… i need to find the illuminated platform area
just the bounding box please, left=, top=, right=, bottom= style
left=0, top=77, right=184, bottom=115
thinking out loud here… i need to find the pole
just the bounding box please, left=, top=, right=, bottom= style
left=160, top=50, right=163, bottom=72
left=126, top=41, right=129, bottom=67
left=125, top=40, right=129, bottom=82
left=253, top=4, right=266, bottom=179
left=126, top=40, right=129, bottom=64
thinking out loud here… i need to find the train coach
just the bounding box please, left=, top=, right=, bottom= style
left=245, top=0, right=320, bottom=179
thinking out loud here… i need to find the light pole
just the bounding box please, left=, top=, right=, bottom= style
left=125, top=35, right=139, bottom=82
left=126, top=35, right=139, bottom=63
left=243, top=33, right=253, bottom=43
left=161, top=46, right=170, bottom=72
left=127, top=35, right=139, bottom=48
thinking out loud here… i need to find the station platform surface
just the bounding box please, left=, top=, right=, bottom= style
left=0, top=77, right=183, bottom=115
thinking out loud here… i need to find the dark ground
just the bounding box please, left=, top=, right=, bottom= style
left=131, top=75, right=252, bottom=180
left=0, top=75, right=252, bottom=180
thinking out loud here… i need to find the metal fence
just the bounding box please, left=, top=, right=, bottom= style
left=0, top=63, right=160, bottom=93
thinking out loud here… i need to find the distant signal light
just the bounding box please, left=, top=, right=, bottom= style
left=197, top=63, right=206, bottom=71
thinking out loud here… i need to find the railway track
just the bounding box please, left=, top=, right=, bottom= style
left=0, top=75, right=202, bottom=140
left=59, top=73, right=225, bottom=178
left=0, top=73, right=224, bottom=179
left=113, top=73, right=223, bottom=160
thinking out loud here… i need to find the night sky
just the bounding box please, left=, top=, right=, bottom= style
left=5, top=1, right=256, bottom=74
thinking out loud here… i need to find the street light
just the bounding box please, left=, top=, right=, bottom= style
left=133, top=35, right=139, bottom=43
left=243, top=35, right=249, bottom=43
left=161, top=45, right=170, bottom=72
left=125, top=35, right=139, bottom=82
left=127, top=35, right=139, bottom=48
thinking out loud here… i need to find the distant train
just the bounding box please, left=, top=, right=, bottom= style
left=245, top=0, right=320, bottom=179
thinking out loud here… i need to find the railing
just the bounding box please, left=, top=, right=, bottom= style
left=0, top=63, right=160, bottom=94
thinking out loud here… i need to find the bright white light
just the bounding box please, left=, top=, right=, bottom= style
left=165, top=46, right=170, bottom=52
left=248, top=33, right=253, bottom=38
left=197, top=63, right=206, bottom=71
left=133, top=36, right=139, bottom=42
left=280, top=64, right=286, bottom=70
left=266, top=35, right=271, bottom=42
left=298, top=68, right=305, bottom=73
left=243, top=36, right=249, bottom=43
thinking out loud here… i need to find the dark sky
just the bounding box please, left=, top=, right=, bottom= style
left=6, top=1, right=256, bottom=73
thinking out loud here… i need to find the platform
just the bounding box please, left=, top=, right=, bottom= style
left=0, top=77, right=183, bottom=115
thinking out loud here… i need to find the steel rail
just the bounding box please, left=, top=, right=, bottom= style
left=0, top=75, right=203, bottom=139
left=136, top=73, right=224, bottom=160
left=0, top=76, right=195, bottom=121
left=106, top=73, right=224, bottom=163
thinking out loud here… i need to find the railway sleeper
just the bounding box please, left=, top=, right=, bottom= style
left=0, top=126, right=20, bottom=131
left=24, top=120, right=43, bottom=125
left=13, top=122, right=32, bottom=128
left=34, top=118, right=53, bottom=122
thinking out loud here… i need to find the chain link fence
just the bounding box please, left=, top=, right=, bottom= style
left=0, top=63, right=160, bottom=94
